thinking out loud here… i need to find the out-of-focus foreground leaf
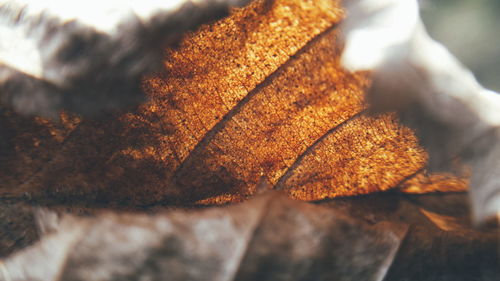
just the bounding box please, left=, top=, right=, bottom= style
left=0, top=0, right=254, bottom=117
left=341, top=0, right=500, bottom=223
left=0, top=191, right=498, bottom=281
left=0, top=0, right=466, bottom=208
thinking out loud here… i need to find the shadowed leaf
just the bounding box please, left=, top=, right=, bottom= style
left=1, top=192, right=498, bottom=281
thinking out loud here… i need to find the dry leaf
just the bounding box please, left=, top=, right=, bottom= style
left=0, top=191, right=498, bottom=281
left=1, top=1, right=497, bottom=280
left=0, top=0, right=466, bottom=209
left=341, top=0, right=500, bottom=222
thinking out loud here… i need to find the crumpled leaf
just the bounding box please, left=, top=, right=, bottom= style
left=1, top=191, right=498, bottom=281
left=341, top=0, right=500, bottom=223
left=0, top=1, right=497, bottom=280
left=0, top=0, right=252, bottom=116
left=0, top=0, right=466, bottom=209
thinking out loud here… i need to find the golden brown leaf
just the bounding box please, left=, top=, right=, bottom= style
left=399, top=171, right=470, bottom=194
left=0, top=0, right=466, bottom=208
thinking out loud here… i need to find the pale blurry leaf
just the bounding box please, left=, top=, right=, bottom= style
left=341, top=0, right=500, bottom=223
left=1, top=192, right=498, bottom=281
left=0, top=0, right=253, bottom=116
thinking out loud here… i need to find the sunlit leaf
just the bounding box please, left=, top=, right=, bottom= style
left=0, top=0, right=466, bottom=209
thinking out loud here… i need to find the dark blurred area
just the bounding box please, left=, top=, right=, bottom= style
left=421, top=0, right=500, bottom=92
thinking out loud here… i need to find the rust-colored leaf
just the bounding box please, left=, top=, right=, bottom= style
left=1, top=1, right=498, bottom=280
left=0, top=0, right=467, bottom=208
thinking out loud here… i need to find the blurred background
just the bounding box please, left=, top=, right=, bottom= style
left=421, top=0, right=500, bottom=92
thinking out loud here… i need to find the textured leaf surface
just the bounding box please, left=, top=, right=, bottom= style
left=0, top=0, right=466, bottom=208
left=0, top=1, right=497, bottom=280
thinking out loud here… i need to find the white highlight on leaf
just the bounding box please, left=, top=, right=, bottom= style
left=0, top=25, right=42, bottom=79
left=0, top=0, right=186, bottom=79
left=0, top=0, right=252, bottom=116
left=341, top=0, right=419, bottom=72
left=0, top=261, right=12, bottom=281
left=3, top=0, right=187, bottom=33
left=341, top=0, right=500, bottom=126
left=0, top=218, right=88, bottom=281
